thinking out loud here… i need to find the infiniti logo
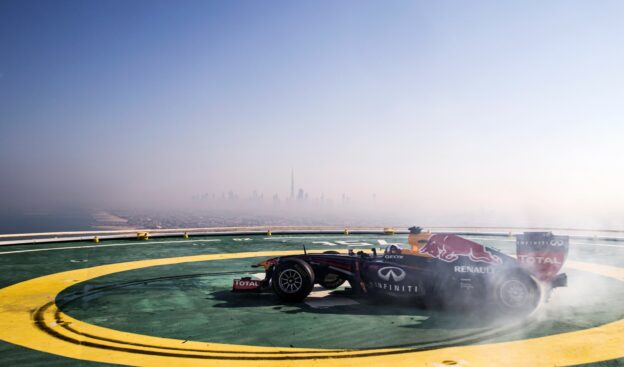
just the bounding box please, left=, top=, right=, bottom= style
left=377, top=266, right=406, bottom=282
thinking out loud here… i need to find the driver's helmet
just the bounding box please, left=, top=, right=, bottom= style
left=384, top=244, right=404, bottom=255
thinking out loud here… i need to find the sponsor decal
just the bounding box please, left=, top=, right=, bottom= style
left=367, top=281, right=419, bottom=293
left=517, top=238, right=567, bottom=247
left=383, top=254, right=404, bottom=260
left=517, top=255, right=561, bottom=265
left=418, top=234, right=502, bottom=264
left=232, top=279, right=261, bottom=290
left=377, top=266, right=406, bottom=282
left=516, top=232, right=569, bottom=281
left=460, top=278, right=474, bottom=290
left=453, top=265, right=494, bottom=274
left=516, top=232, right=569, bottom=248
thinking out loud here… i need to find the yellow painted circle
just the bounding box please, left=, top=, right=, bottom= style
left=0, top=250, right=622, bottom=366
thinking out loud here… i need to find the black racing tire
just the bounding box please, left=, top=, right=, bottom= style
left=491, top=270, right=541, bottom=315
left=318, top=272, right=346, bottom=290
left=271, top=259, right=315, bottom=302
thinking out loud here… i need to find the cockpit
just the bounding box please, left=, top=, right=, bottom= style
left=384, top=244, right=405, bottom=256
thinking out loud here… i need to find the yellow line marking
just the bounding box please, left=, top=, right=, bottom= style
left=0, top=251, right=622, bottom=366
left=0, top=239, right=221, bottom=255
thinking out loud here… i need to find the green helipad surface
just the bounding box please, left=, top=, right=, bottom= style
left=0, top=232, right=623, bottom=366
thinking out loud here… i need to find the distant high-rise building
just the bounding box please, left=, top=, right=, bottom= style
left=290, top=168, right=295, bottom=199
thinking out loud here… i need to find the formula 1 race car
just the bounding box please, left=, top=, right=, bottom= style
left=233, top=228, right=569, bottom=314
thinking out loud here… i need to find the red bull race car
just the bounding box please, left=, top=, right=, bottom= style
left=233, top=227, right=569, bottom=314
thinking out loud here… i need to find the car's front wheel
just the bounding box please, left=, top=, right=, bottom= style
left=272, top=259, right=315, bottom=302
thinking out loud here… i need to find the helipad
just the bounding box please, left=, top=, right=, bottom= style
left=0, top=229, right=623, bottom=366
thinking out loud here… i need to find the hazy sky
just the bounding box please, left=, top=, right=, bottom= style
left=1, top=0, right=623, bottom=228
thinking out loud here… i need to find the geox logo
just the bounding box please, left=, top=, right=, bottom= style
left=377, top=266, right=406, bottom=282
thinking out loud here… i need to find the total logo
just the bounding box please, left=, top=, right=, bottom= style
left=377, top=266, right=406, bottom=282
left=235, top=280, right=260, bottom=287
left=517, top=255, right=562, bottom=265
left=232, top=279, right=261, bottom=290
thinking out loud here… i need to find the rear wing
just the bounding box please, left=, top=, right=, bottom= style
left=516, top=232, right=569, bottom=282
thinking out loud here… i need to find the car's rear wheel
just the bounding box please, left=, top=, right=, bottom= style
left=492, top=270, right=540, bottom=315
left=272, top=259, right=315, bottom=302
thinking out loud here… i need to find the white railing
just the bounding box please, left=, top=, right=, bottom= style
left=1, top=225, right=623, bottom=246
left=0, top=226, right=402, bottom=246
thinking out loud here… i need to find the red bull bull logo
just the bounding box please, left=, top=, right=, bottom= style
left=418, top=234, right=502, bottom=264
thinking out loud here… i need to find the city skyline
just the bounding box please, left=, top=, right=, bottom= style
left=1, top=1, right=623, bottom=230
left=191, top=168, right=357, bottom=206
